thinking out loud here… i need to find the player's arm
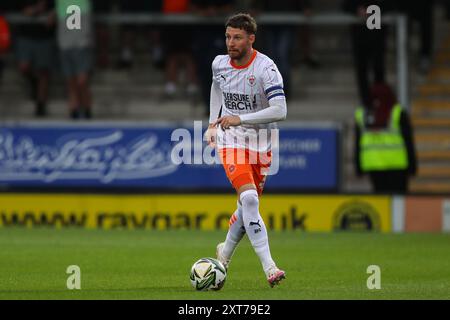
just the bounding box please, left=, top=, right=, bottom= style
left=240, top=62, right=287, bottom=124
left=209, top=80, right=221, bottom=125
left=214, top=98, right=287, bottom=129
left=205, top=73, right=222, bottom=147
left=239, top=98, right=287, bottom=125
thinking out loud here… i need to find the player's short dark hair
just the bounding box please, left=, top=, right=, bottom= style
left=225, top=13, right=257, bottom=35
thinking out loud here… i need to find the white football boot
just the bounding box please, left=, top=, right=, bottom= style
left=216, top=242, right=230, bottom=270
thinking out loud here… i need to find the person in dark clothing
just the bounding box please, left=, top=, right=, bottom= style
left=251, top=0, right=313, bottom=99
left=161, top=0, right=198, bottom=99
left=0, top=6, right=11, bottom=84
left=342, top=0, right=389, bottom=108
left=395, top=0, right=435, bottom=73
left=190, top=0, right=234, bottom=116
left=116, top=1, right=162, bottom=69
left=0, top=56, right=3, bottom=85
left=446, top=0, right=450, bottom=20
left=354, top=83, right=417, bottom=194
left=92, top=0, right=113, bottom=69
left=15, top=0, right=56, bottom=117
left=296, top=1, right=320, bottom=70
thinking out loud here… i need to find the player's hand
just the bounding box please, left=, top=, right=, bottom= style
left=204, top=124, right=217, bottom=148
left=213, top=116, right=241, bottom=130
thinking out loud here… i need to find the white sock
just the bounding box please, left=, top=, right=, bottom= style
left=240, top=189, right=276, bottom=274
left=222, top=201, right=246, bottom=260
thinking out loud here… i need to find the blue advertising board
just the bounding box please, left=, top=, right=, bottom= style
left=0, top=122, right=339, bottom=190
left=266, top=126, right=338, bottom=190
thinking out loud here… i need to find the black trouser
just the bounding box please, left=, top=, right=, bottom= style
left=351, top=29, right=386, bottom=107
left=369, top=170, right=409, bottom=194
left=0, top=59, right=3, bottom=83
left=396, top=0, right=434, bottom=58
left=411, top=1, right=434, bottom=58
left=446, top=0, right=450, bottom=20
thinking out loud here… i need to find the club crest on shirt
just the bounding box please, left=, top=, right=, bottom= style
left=247, top=75, right=256, bottom=87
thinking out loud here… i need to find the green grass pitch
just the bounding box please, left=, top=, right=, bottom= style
left=0, top=228, right=449, bottom=299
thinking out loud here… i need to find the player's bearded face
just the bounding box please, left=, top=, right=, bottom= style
left=225, top=27, right=254, bottom=60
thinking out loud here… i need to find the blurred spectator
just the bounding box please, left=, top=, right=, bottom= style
left=395, top=0, right=435, bottom=73
left=15, top=0, right=56, bottom=117
left=251, top=0, right=316, bottom=98
left=342, top=0, right=388, bottom=108
left=297, top=2, right=320, bottom=70
left=446, top=0, right=450, bottom=20
left=0, top=11, right=11, bottom=84
left=191, top=0, right=234, bottom=116
left=92, top=0, right=112, bottom=69
left=148, top=1, right=165, bottom=70
left=161, top=0, right=198, bottom=99
left=55, top=0, right=93, bottom=119
left=354, top=83, right=417, bottom=194
left=117, top=1, right=162, bottom=69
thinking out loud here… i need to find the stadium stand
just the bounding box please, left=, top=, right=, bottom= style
left=0, top=0, right=449, bottom=193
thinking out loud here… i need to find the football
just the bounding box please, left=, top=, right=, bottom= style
left=189, top=257, right=227, bottom=291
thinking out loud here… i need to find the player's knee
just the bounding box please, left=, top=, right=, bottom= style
left=243, top=194, right=259, bottom=209
left=240, top=189, right=259, bottom=211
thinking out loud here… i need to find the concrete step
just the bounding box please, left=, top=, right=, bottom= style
left=339, top=153, right=450, bottom=175
left=415, top=132, right=450, bottom=142
left=418, top=150, right=450, bottom=161
left=418, top=166, right=450, bottom=178
left=427, top=67, right=450, bottom=80
left=413, top=108, right=450, bottom=118
left=413, top=117, right=450, bottom=128
left=413, top=99, right=450, bottom=110
left=0, top=98, right=204, bottom=120
left=0, top=97, right=360, bottom=122
left=418, top=83, right=450, bottom=95
left=415, top=133, right=450, bottom=149
left=435, top=52, right=450, bottom=64
left=410, top=181, right=450, bottom=193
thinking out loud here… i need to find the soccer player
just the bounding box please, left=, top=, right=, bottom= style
left=204, top=13, right=287, bottom=287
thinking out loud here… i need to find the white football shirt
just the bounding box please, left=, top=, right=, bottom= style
left=211, top=50, right=286, bottom=152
